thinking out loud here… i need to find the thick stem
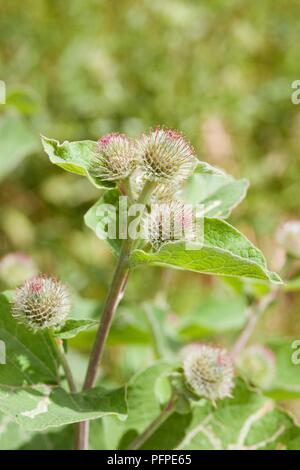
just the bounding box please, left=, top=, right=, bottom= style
left=75, top=244, right=130, bottom=450
left=75, top=421, right=89, bottom=451
left=83, top=242, right=130, bottom=390
left=76, top=180, right=155, bottom=450
left=230, top=289, right=278, bottom=360
left=127, top=396, right=176, bottom=450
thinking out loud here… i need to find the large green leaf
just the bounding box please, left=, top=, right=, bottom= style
left=143, top=379, right=300, bottom=450
left=0, top=292, right=58, bottom=386
left=0, top=113, right=39, bottom=182
left=0, top=384, right=127, bottom=431
left=41, top=136, right=112, bottom=189
left=101, top=363, right=300, bottom=450
left=183, top=163, right=249, bottom=218
left=130, top=218, right=281, bottom=283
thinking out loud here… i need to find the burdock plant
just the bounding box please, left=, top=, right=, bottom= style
left=2, top=126, right=294, bottom=451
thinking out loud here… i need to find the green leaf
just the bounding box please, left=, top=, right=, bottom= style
left=178, top=297, right=247, bottom=339
left=19, top=426, right=74, bottom=450
left=0, top=292, right=126, bottom=431
left=0, top=413, right=73, bottom=450
left=41, top=136, right=113, bottom=189
left=90, top=416, right=126, bottom=450
left=0, top=113, right=39, bottom=182
left=0, top=411, right=36, bottom=450
left=0, top=384, right=127, bottom=431
left=264, top=339, right=300, bottom=400
left=130, top=218, right=281, bottom=283
left=0, top=292, right=58, bottom=386
left=184, top=163, right=249, bottom=218
left=54, top=319, right=98, bottom=340
left=102, top=362, right=176, bottom=449
left=124, top=362, right=175, bottom=433
left=135, top=379, right=300, bottom=450
left=178, top=380, right=300, bottom=450
left=84, top=189, right=123, bottom=254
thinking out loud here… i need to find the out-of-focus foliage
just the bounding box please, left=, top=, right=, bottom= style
left=1, top=0, right=300, bottom=449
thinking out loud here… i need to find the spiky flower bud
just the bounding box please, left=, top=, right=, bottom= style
left=237, top=345, right=276, bottom=389
left=277, top=220, right=300, bottom=258
left=138, top=128, right=197, bottom=183
left=12, top=276, right=71, bottom=331
left=182, top=344, right=234, bottom=402
left=143, top=200, right=196, bottom=250
left=89, top=133, right=137, bottom=182
left=0, top=253, right=37, bottom=288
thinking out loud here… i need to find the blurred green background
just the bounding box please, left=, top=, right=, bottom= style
left=0, top=0, right=300, bottom=419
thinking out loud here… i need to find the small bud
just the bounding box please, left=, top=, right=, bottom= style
left=89, top=133, right=137, bottom=182
left=12, top=276, right=71, bottom=331
left=143, top=200, right=196, bottom=250
left=138, top=128, right=197, bottom=183
left=182, top=344, right=234, bottom=402
left=237, top=345, right=276, bottom=389
left=277, top=220, right=300, bottom=258
left=0, top=253, right=38, bottom=288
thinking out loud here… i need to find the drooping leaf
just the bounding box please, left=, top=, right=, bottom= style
left=130, top=218, right=281, bottom=284
left=41, top=136, right=113, bottom=189
left=0, top=113, right=39, bottom=182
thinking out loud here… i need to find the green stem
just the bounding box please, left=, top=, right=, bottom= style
left=127, top=395, right=177, bottom=450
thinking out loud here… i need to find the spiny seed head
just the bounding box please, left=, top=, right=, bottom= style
left=0, top=253, right=37, bottom=288
left=277, top=220, right=300, bottom=258
left=138, top=128, right=197, bottom=183
left=89, top=133, right=137, bottom=182
left=182, top=344, right=234, bottom=402
left=143, top=200, right=196, bottom=250
left=237, top=345, right=276, bottom=389
left=12, top=276, right=71, bottom=331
